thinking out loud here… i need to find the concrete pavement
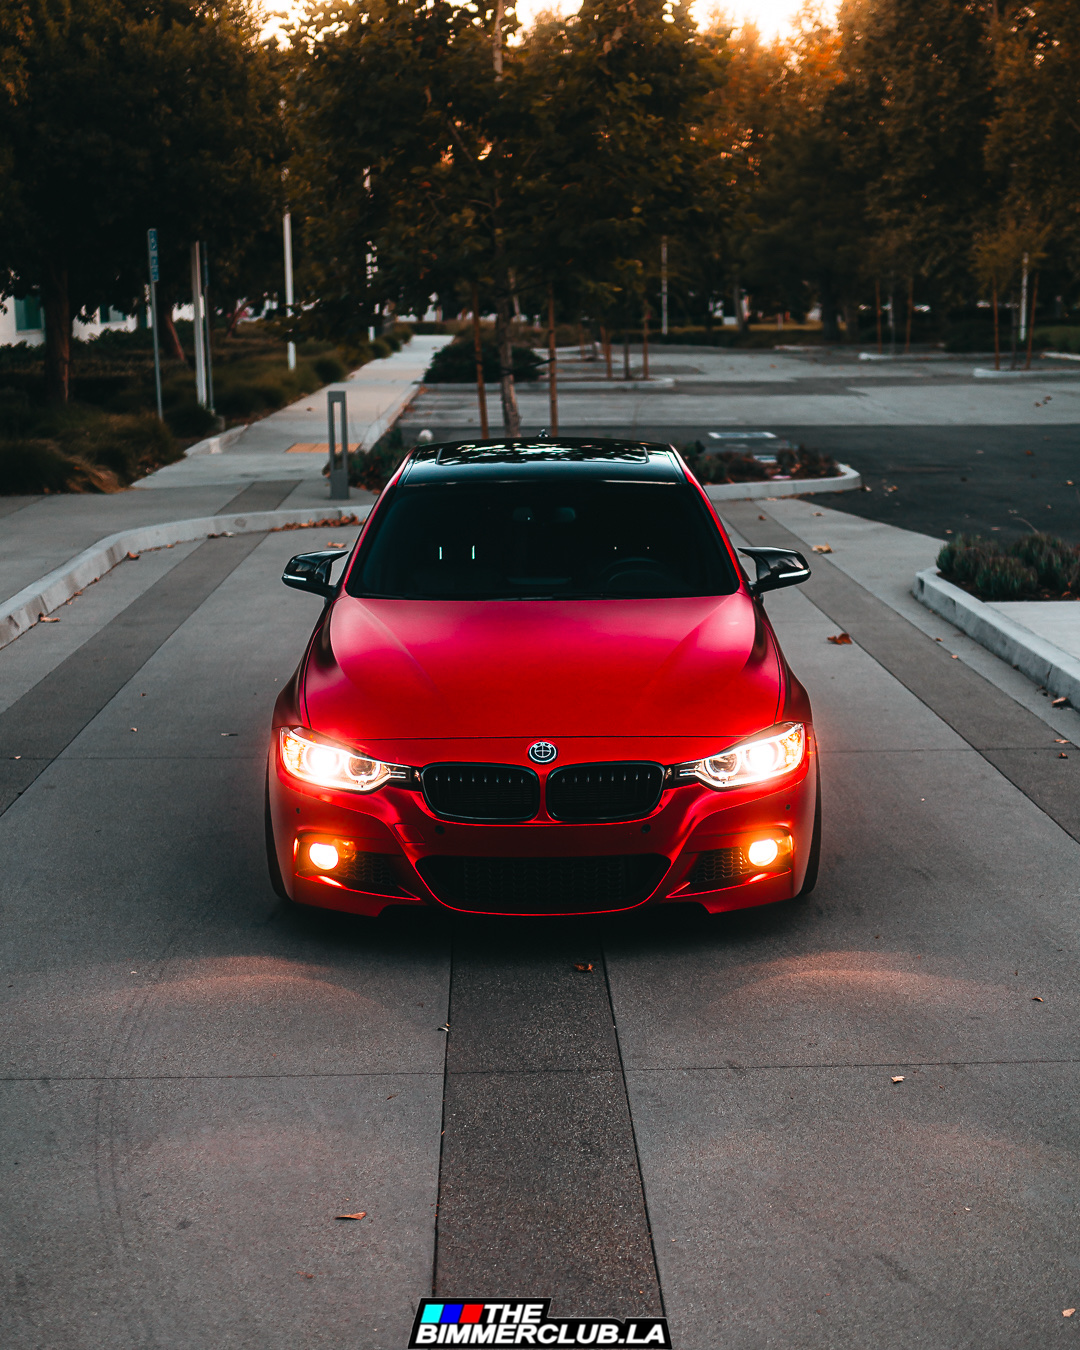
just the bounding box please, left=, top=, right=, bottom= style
left=1, top=489, right=1078, bottom=1347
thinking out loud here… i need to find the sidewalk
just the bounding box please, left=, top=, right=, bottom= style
left=0, top=335, right=449, bottom=606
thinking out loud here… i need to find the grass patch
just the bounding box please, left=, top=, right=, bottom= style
left=938, top=532, right=1080, bottom=601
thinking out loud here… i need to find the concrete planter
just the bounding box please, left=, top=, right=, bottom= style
left=914, top=568, right=1080, bottom=707
left=705, top=463, right=861, bottom=501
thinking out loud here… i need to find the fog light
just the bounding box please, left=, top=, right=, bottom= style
left=747, top=838, right=779, bottom=867
left=308, top=842, right=339, bottom=871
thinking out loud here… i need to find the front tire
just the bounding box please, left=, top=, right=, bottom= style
left=265, top=772, right=289, bottom=902
left=796, top=767, right=822, bottom=899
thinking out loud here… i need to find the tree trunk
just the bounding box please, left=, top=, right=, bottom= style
left=819, top=276, right=840, bottom=342
left=547, top=282, right=558, bottom=436
left=1024, top=272, right=1039, bottom=370
left=164, top=307, right=186, bottom=362
left=642, top=307, right=649, bottom=380
left=601, top=325, right=612, bottom=379
left=992, top=278, right=1000, bottom=370
left=623, top=326, right=630, bottom=380
left=41, top=261, right=72, bottom=405
left=734, top=270, right=746, bottom=335
left=904, top=276, right=914, bottom=354
left=495, top=291, right=520, bottom=437
left=875, top=278, right=883, bottom=354
left=472, top=283, right=489, bottom=438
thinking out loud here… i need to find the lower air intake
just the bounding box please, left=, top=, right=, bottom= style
left=686, top=847, right=754, bottom=891
left=417, top=853, right=668, bottom=913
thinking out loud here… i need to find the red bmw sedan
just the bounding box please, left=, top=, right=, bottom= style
left=266, top=438, right=820, bottom=918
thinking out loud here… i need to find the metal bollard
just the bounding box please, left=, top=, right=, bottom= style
left=327, top=390, right=351, bottom=501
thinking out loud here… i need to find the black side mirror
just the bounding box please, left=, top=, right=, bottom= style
left=739, top=546, right=811, bottom=597
left=282, top=549, right=349, bottom=598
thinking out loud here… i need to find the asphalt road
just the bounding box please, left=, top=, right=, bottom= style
left=2, top=511, right=1078, bottom=1349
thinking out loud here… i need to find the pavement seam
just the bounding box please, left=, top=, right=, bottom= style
left=429, top=931, right=454, bottom=1298
left=601, top=947, right=669, bottom=1320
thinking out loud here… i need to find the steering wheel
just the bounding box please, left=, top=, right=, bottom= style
left=593, top=556, right=678, bottom=585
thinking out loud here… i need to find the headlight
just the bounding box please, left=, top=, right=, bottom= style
left=676, top=722, right=806, bottom=790
left=279, top=726, right=408, bottom=793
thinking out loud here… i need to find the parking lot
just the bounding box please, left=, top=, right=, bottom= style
left=2, top=480, right=1078, bottom=1347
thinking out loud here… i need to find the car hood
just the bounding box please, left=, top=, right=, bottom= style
left=302, top=594, right=781, bottom=744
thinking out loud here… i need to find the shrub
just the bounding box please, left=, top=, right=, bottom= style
left=1030, top=326, right=1080, bottom=354
left=313, top=354, right=347, bottom=384
left=973, top=555, right=1037, bottom=600
left=938, top=530, right=1080, bottom=599
left=348, top=424, right=410, bottom=492
left=0, top=439, right=121, bottom=493
left=679, top=440, right=840, bottom=484
left=424, top=338, right=543, bottom=383
left=937, top=533, right=995, bottom=587
left=166, top=402, right=219, bottom=438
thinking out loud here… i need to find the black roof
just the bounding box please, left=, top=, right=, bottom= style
left=401, top=437, right=683, bottom=484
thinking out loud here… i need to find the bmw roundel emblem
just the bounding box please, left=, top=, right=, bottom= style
left=528, top=741, right=558, bottom=764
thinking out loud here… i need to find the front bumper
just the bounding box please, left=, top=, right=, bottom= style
left=267, top=738, right=817, bottom=918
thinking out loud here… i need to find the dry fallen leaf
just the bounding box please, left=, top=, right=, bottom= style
left=891, top=1076, right=905, bottom=1083
left=1060, top=753, right=1069, bottom=759
left=1055, top=739, right=1068, bottom=744
left=298, top=1271, right=314, bottom=1278
left=812, top=544, right=833, bottom=554
left=951, top=654, right=960, bottom=659
left=39, top=614, right=60, bottom=623
left=326, top=541, right=345, bottom=547
left=1064, top=1310, right=1075, bottom=1318
left=126, top=551, right=140, bottom=560
left=1032, top=996, right=1044, bottom=1002
left=827, top=633, right=852, bottom=645
left=758, top=514, right=766, bottom=521
left=573, top=962, right=594, bottom=972
left=335, top=1212, right=367, bottom=1221
left=1052, top=697, right=1069, bottom=708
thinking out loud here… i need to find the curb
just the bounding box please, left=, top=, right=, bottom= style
left=914, top=568, right=1080, bottom=707
left=972, top=366, right=1080, bottom=379
left=1043, top=350, right=1080, bottom=363
left=0, top=505, right=372, bottom=652
left=705, top=463, right=861, bottom=501
left=184, top=424, right=249, bottom=457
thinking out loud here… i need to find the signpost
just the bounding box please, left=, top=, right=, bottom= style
left=146, top=229, right=164, bottom=421
left=327, top=390, right=351, bottom=501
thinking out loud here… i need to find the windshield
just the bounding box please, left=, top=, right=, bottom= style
left=345, top=479, right=739, bottom=600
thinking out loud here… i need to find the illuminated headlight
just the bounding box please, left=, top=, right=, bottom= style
left=676, top=722, right=806, bottom=790
left=279, top=726, right=408, bottom=793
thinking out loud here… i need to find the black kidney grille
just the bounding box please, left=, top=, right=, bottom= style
left=545, top=762, right=664, bottom=822
left=421, top=763, right=540, bottom=822
left=417, top=853, right=668, bottom=913
left=686, top=847, right=754, bottom=891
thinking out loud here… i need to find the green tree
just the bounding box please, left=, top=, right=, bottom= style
left=0, top=0, right=285, bottom=403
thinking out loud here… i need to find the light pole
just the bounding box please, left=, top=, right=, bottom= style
left=283, top=210, right=296, bottom=371
left=190, top=242, right=208, bottom=406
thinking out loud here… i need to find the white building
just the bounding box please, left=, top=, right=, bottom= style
left=0, top=295, right=139, bottom=347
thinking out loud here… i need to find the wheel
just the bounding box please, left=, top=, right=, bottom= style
left=796, top=765, right=822, bottom=899
left=265, top=772, right=289, bottom=902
